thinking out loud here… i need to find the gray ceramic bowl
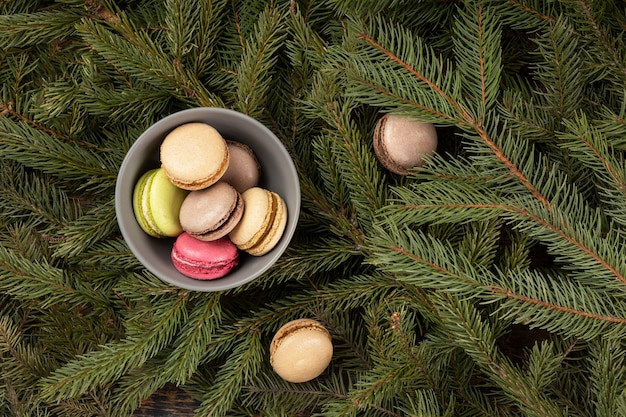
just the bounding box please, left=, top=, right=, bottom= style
left=115, top=108, right=300, bottom=291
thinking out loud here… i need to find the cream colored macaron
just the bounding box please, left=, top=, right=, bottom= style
left=270, top=319, right=333, bottom=383
left=160, top=123, right=229, bottom=190
left=228, top=187, right=287, bottom=256
left=373, top=114, right=437, bottom=175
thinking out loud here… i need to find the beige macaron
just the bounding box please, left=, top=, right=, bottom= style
left=270, top=319, right=333, bottom=383
left=160, top=123, right=229, bottom=190
left=373, top=114, right=437, bottom=175
left=228, top=187, right=287, bottom=256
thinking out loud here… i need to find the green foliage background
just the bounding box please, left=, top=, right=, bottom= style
left=2, top=0, right=626, bottom=416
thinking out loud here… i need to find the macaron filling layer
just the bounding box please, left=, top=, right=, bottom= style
left=247, top=194, right=287, bottom=256
left=238, top=192, right=276, bottom=251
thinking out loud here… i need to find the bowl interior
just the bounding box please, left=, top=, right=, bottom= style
left=115, top=108, right=300, bottom=291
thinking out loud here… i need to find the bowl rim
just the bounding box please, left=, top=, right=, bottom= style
left=115, top=107, right=301, bottom=291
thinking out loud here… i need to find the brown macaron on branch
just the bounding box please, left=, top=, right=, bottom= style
left=373, top=113, right=438, bottom=175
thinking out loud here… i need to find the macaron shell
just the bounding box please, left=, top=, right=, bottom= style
left=270, top=319, right=333, bottom=383
left=132, top=169, right=162, bottom=238
left=160, top=123, right=229, bottom=190
left=147, top=168, right=188, bottom=237
left=247, top=193, right=287, bottom=256
left=221, top=141, right=261, bottom=193
left=228, top=187, right=272, bottom=250
left=179, top=182, right=243, bottom=241
left=374, top=114, right=437, bottom=175
left=171, top=233, right=239, bottom=280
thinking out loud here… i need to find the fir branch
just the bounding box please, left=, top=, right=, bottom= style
left=0, top=8, right=83, bottom=49
left=503, top=0, right=560, bottom=29
left=389, top=197, right=626, bottom=289
left=352, top=29, right=465, bottom=125
left=0, top=162, right=78, bottom=229
left=587, top=338, right=626, bottom=417
left=67, top=239, right=142, bottom=271
left=314, top=120, right=386, bottom=236
left=434, top=295, right=567, bottom=417
left=491, top=269, right=626, bottom=339
left=312, top=273, right=404, bottom=313
left=370, top=224, right=626, bottom=338
left=242, top=372, right=350, bottom=416
left=162, top=294, right=222, bottom=385
left=320, top=363, right=407, bottom=417
left=352, top=20, right=552, bottom=209
left=574, top=0, right=626, bottom=79
left=0, top=117, right=117, bottom=187
left=74, top=84, right=171, bottom=125
left=51, top=197, right=118, bottom=259
left=0, top=315, right=51, bottom=382
left=110, top=357, right=171, bottom=416
left=39, top=292, right=189, bottom=402
left=0, top=247, right=104, bottom=309
left=558, top=114, right=626, bottom=227
left=453, top=2, right=502, bottom=117
left=0, top=102, right=105, bottom=152
left=194, top=332, right=263, bottom=417
left=398, top=389, right=455, bottom=417
left=234, top=6, right=287, bottom=118
left=382, top=160, right=626, bottom=290
left=530, top=16, right=586, bottom=122
left=500, top=89, right=557, bottom=141
left=163, top=0, right=227, bottom=78
left=249, top=238, right=360, bottom=289
left=76, top=15, right=223, bottom=107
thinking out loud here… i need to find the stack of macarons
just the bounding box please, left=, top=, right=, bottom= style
left=132, top=122, right=288, bottom=281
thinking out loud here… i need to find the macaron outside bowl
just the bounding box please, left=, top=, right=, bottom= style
left=115, top=108, right=301, bottom=291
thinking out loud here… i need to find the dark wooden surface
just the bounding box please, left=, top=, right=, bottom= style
left=133, top=384, right=200, bottom=417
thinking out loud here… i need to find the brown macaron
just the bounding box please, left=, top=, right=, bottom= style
left=270, top=319, right=333, bottom=383
left=373, top=114, right=437, bottom=175
left=220, top=141, right=261, bottom=193
left=160, top=123, right=229, bottom=190
left=179, top=182, right=243, bottom=241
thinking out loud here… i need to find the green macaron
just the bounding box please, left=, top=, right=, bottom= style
left=132, top=168, right=188, bottom=237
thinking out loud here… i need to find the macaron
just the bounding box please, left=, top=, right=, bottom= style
left=132, top=168, right=188, bottom=237
left=179, top=182, right=244, bottom=241
left=228, top=187, right=287, bottom=256
left=171, top=232, right=239, bottom=280
left=373, top=114, right=438, bottom=175
left=220, top=141, right=261, bottom=193
left=270, top=319, right=333, bottom=383
left=160, top=122, right=229, bottom=190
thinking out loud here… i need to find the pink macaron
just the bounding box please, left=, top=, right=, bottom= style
left=171, top=232, right=239, bottom=280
